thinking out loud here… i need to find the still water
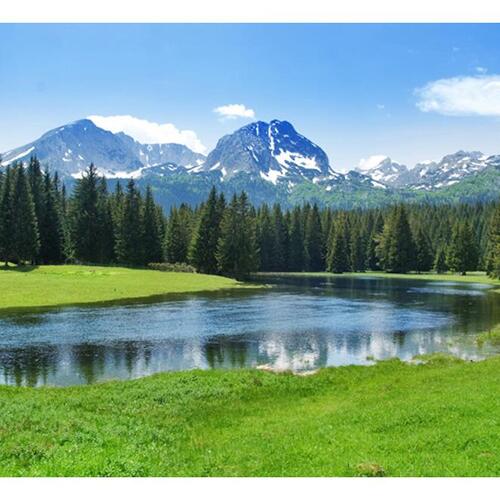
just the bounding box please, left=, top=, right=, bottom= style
left=0, top=275, right=498, bottom=386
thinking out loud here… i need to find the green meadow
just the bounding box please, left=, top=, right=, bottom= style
left=0, top=265, right=498, bottom=476
left=0, top=265, right=253, bottom=312
left=0, top=355, right=498, bottom=476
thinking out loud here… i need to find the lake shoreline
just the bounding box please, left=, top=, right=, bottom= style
left=255, top=270, right=500, bottom=288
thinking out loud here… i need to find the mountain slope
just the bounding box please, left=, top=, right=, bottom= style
left=355, top=150, right=497, bottom=191
left=356, top=156, right=408, bottom=188
left=202, top=120, right=334, bottom=184
left=1, top=119, right=206, bottom=178
left=1, top=118, right=499, bottom=210
left=403, top=151, right=498, bottom=190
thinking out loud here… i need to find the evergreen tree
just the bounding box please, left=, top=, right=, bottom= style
left=9, top=164, right=40, bottom=263
left=69, top=164, right=101, bottom=263
left=38, top=170, right=64, bottom=263
left=327, top=215, right=350, bottom=273
left=433, top=245, right=448, bottom=274
left=142, top=186, right=163, bottom=264
left=217, top=192, right=258, bottom=278
left=413, top=226, right=433, bottom=273
left=485, top=203, right=500, bottom=278
left=271, top=204, right=289, bottom=271
left=115, top=179, right=144, bottom=265
left=446, top=222, right=478, bottom=275
left=0, top=167, right=13, bottom=265
left=165, top=207, right=188, bottom=263
left=304, top=204, right=324, bottom=271
left=256, top=204, right=274, bottom=271
left=288, top=206, right=304, bottom=271
left=189, top=187, right=224, bottom=273
left=350, top=224, right=366, bottom=272
left=377, top=205, right=414, bottom=273
left=95, top=177, right=115, bottom=263
left=365, top=213, right=383, bottom=270
left=26, top=157, right=45, bottom=261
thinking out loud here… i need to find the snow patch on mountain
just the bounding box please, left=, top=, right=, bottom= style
left=1, top=119, right=206, bottom=179
left=355, top=155, right=408, bottom=187
left=202, top=119, right=336, bottom=186
left=354, top=150, right=497, bottom=190
left=1, top=146, right=35, bottom=166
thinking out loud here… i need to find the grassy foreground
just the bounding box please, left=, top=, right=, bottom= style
left=0, top=356, right=498, bottom=476
left=0, top=265, right=252, bottom=311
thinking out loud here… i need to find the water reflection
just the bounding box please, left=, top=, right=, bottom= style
left=0, top=275, right=498, bottom=386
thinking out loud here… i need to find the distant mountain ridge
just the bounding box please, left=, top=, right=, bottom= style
left=1, top=117, right=499, bottom=209
left=1, top=119, right=205, bottom=179
left=355, top=151, right=499, bottom=191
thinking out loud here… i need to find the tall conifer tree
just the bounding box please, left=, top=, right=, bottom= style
left=115, top=179, right=144, bottom=265
left=288, top=206, right=304, bottom=271
left=304, top=204, right=324, bottom=271
left=0, top=167, right=13, bottom=265
left=446, top=222, right=478, bottom=275
left=10, top=164, right=40, bottom=264
left=142, top=185, right=163, bottom=264
left=70, top=164, right=101, bottom=263
left=217, top=192, right=258, bottom=278
left=377, top=205, right=414, bottom=273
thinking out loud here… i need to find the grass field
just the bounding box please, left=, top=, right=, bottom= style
left=0, top=265, right=255, bottom=312
left=258, top=270, right=500, bottom=287
left=0, top=355, right=498, bottom=476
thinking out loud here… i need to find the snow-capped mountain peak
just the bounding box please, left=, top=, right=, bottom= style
left=1, top=119, right=206, bottom=178
left=354, top=149, right=498, bottom=190
left=405, top=150, right=495, bottom=190
left=355, top=155, right=408, bottom=187
left=202, top=119, right=334, bottom=184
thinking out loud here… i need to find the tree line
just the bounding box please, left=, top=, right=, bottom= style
left=0, top=159, right=499, bottom=279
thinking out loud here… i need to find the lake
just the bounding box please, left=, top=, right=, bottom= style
left=0, top=275, right=498, bottom=386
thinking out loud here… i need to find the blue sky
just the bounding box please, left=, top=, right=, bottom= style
left=1, top=24, right=500, bottom=170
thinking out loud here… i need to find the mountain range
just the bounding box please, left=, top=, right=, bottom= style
left=1, top=118, right=499, bottom=209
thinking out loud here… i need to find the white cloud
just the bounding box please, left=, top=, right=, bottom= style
left=213, top=103, right=255, bottom=120
left=415, top=75, right=500, bottom=117
left=376, top=104, right=385, bottom=110
left=476, top=66, right=488, bottom=74
left=88, top=115, right=206, bottom=154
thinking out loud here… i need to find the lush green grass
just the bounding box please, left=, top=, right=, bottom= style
left=0, top=265, right=254, bottom=312
left=258, top=270, right=500, bottom=287
left=0, top=356, right=498, bottom=476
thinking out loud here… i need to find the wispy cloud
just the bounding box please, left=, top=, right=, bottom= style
left=88, top=115, right=206, bottom=153
left=475, top=66, right=488, bottom=74
left=213, top=103, right=255, bottom=120
left=415, top=75, right=500, bottom=117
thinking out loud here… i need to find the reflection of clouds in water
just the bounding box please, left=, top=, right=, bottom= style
left=258, top=334, right=323, bottom=372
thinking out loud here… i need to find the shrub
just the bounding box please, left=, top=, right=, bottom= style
left=147, top=262, right=197, bottom=273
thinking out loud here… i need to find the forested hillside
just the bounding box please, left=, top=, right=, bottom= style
left=1, top=159, right=499, bottom=278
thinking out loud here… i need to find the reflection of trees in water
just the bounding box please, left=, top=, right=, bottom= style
left=0, top=345, right=58, bottom=387
left=71, top=343, right=107, bottom=384
left=0, top=277, right=497, bottom=385
left=75, top=341, right=157, bottom=381
left=204, top=337, right=254, bottom=369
